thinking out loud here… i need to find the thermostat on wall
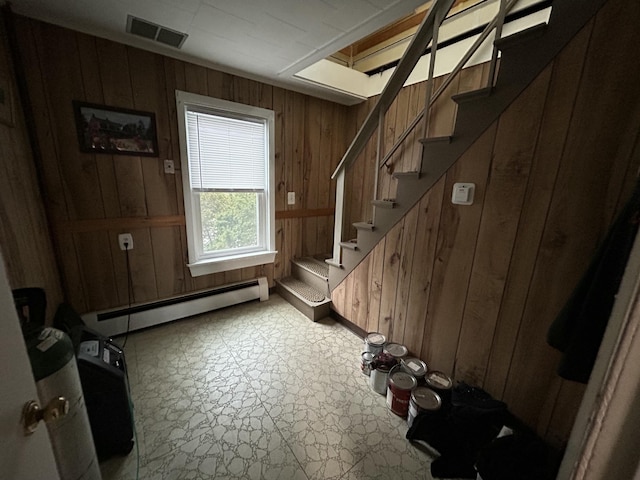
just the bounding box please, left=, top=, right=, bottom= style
left=452, top=183, right=475, bottom=205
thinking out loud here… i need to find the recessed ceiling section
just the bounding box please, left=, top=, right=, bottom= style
left=329, top=0, right=486, bottom=74
left=295, top=0, right=551, bottom=99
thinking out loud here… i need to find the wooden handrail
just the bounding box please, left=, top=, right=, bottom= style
left=330, top=0, right=456, bottom=180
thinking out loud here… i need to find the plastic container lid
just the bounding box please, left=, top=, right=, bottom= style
left=389, top=371, right=417, bottom=390
left=365, top=332, right=386, bottom=346
left=384, top=343, right=408, bottom=358
left=425, top=370, right=453, bottom=390
left=412, top=387, right=442, bottom=411
left=401, top=357, right=428, bottom=377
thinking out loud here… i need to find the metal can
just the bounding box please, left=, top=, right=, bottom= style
left=401, top=357, right=428, bottom=381
left=361, top=352, right=374, bottom=376
left=369, top=363, right=391, bottom=394
left=425, top=370, right=453, bottom=405
left=364, top=332, right=386, bottom=355
left=407, top=387, right=442, bottom=428
left=383, top=343, right=408, bottom=361
left=386, top=367, right=417, bottom=417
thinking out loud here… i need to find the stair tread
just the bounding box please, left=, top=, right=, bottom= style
left=340, top=240, right=359, bottom=250
left=452, top=87, right=493, bottom=104
left=277, top=277, right=330, bottom=304
left=393, top=171, right=421, bottom=179
left=354, top=222, right=375, bottom=231
left=419, top=136, right=452, bottom=144
left=372, top=199, right=396, bottom=208
left=293, top=256, right=329, bottom=279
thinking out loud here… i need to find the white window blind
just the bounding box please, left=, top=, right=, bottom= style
left=186, top=110, right=266, bottom=192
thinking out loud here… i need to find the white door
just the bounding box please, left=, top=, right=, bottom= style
left=0, top=254, right=60, bottom=480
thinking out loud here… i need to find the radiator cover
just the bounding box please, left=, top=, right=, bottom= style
left=81, top=277, right=268, bottom=337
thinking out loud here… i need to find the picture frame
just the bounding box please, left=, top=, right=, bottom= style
left=73, top=101, right=159, bottom=157
left=0, top=76, right=15, bottom=127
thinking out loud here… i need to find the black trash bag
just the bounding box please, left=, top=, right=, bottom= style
left=475, top=429, right=557, bottom=480
left=407, top=382, right=508, bottom=479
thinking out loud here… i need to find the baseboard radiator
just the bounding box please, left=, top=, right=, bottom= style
left=81, top=277, right=269, bottom=337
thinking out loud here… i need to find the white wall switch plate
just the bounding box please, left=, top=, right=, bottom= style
left=164, top=159, right=175, bottom=174
left=118, top=233, right=133, bottom=250
left=452, top=183, right=475, bottom=205
left=287, top=192, right=296, bottom=205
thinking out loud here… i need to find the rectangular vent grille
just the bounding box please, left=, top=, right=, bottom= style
left=126, top=15, right=188, bottom=49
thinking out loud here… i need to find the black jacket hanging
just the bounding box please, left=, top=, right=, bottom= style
left=547, top=181, right=640, bottom=383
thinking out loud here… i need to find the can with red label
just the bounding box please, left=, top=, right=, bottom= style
left=386, top=366, right=417, bottom=417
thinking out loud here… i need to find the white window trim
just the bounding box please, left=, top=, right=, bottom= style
left=176, top=90, right=276, bottom=277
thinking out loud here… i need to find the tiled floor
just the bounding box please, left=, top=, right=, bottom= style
left=100, top=294, right=436, bottom=480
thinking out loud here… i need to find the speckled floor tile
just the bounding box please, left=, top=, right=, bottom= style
left=101, top=294, right=435, bottom=480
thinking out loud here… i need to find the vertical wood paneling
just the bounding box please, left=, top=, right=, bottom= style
left=403, top=177, right=445, bottom=356
left=366, top=240, right=386, bottom=333
left=426, top=74, right=460, bottom=138
left=0, top=16, right=63, bottom=320
left=391, top=205, right=419, bottom=342
left=483, top=25, right=592, bottom=399
left=377, top=220, right=404, bottom=339
left=422, top=124, right=495, bottom=374
left=351, top=255, right=371, bottom=330
left=503, top=0, right=640, bottom=433
left=15, top=16, right=347, bottom=313
left=454, top=67, right=551, bottom=385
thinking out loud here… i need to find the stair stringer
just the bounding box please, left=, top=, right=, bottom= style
left=328, top=0, right=610, bottom=291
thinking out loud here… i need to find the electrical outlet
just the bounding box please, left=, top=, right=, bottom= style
left=118, top=233, right=133, bottom=251
left=287, top=192, right=296, bottom=205
left=164, top=159, right=175, bottom=174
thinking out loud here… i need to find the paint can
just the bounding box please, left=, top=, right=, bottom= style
left=386, top=365, right=417, bottom=417
left=364, top=332, right=386, bottom=355
left=425, top=370, right=453, bottom=406
left=407, top=387, right=442, bottom=429
left=383, top=343, right=408, bottom=361
left=401, top=357, right=428, bottom=382
left=361, top=352, right=375, bottom=376
left=370, top=363, right=391, bottom=395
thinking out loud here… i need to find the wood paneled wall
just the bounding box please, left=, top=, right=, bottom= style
left=0, top=14, right=62, bottom=321
left=12, top=16, right=349, bottom=314
left=333, top=0, right=640, bottom=447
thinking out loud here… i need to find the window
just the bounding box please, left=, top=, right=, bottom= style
left=176, top=91, right=276, bottom=276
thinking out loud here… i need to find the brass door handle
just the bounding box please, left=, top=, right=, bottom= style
left=22, top=396, right=69, bottom=435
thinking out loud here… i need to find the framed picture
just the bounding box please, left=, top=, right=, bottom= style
left=73, top=101, right=159, bottom=156
left=0, top=76, right=14, bottom=127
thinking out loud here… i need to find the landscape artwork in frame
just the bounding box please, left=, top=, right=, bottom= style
left=73, top=101, right=159, bottom=156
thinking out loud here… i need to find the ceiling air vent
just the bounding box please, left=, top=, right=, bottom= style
left=126, top=15, right=188, bottom=49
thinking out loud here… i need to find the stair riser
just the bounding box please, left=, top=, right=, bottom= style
left=277, top=284, right=331, bottom=322
left=292, top=263, right=330, bottom=297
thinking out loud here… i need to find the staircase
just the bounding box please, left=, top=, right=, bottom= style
left=327, top=0, right=609, bottom=291
left=276, top=257, right=331, bottom=321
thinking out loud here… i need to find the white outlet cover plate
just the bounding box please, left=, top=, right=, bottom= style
left=287, top=192, right=295, bottom=205
left=118, top=233, right=133, bottom=250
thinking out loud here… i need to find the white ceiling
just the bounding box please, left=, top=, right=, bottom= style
left=10, top=0, right=427, bottom=105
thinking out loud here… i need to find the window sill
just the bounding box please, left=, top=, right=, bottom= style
left=187, top=250, right=277, bottom=277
